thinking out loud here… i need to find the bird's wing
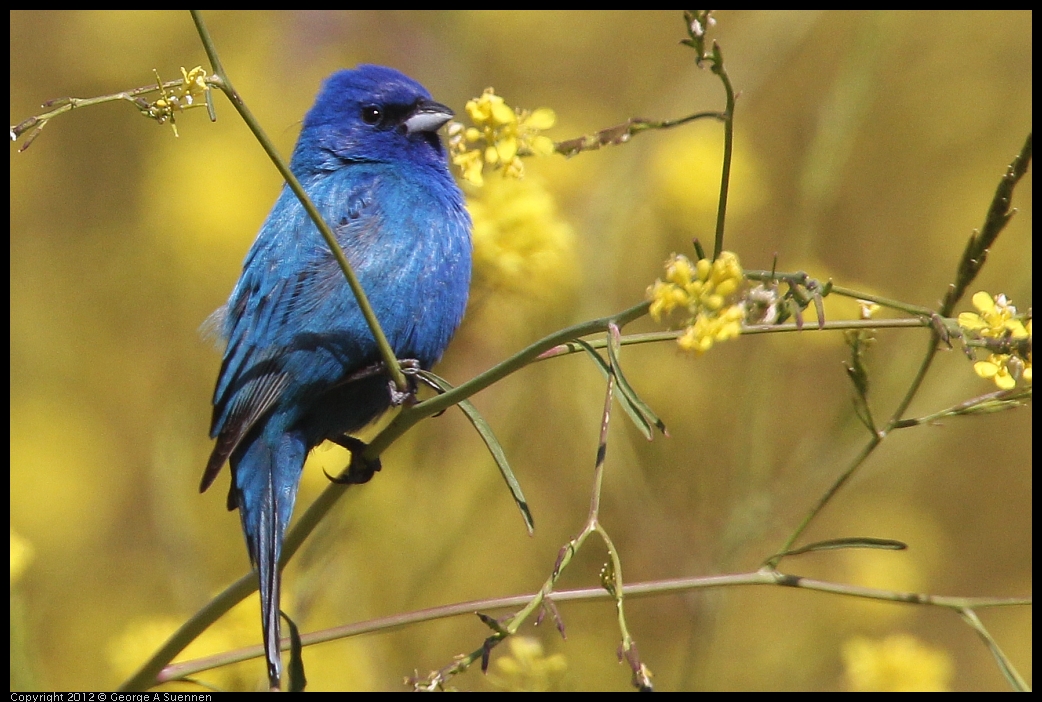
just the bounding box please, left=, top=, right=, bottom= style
left=200, top=177, right=382, bottom=494
left=200, top=270, right=298, bottom=493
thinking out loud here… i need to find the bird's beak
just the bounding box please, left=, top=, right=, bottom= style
left=405, top=99, right=454, bottom=135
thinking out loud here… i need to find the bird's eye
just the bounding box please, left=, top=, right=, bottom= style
left=361, top=105, right=382, bottom=125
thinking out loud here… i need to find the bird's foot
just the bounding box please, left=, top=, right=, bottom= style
left=341, top=358, right=421, bottom=408
left=326, top=435, right=382, bottom=484
left=389, top=358, right=421, bottom=407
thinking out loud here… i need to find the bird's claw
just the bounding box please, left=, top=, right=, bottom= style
left=389, top=358, right=421, bottom=407
left=326, top=435, right=382, bottom=484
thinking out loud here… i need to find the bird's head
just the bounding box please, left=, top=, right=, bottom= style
left=292, top=64, right=454, bottom=173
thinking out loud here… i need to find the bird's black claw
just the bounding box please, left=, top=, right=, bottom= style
left=326, top=435, right=382, bottom=484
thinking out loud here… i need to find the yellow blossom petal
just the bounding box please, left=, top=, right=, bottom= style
left=465, top=99, right=486, bottom=124
left=994, top=370, right=1016, bottom=389
left=696, top=257, right=711, bottom=281
left=957, top=312, right=985, bottom=330
left=665, top=255, right=694, bottom=286
left=684, top=280, right=704, bottom=298
left=463, top=164, right=484, bottom=187
left=497, top=135, right=519, bottom=164
left=1006, top=319, right=1029, bottom=339
left=491, top=99, right=517, bottom=126
left=524, top=108, right=557, bottom=130
left=972, top=291, right=996, bottom=314
left=715, top=277, right=738, bottom=298
left=975, top=357, right=1017, bottom=389
left=452, top=150, right=485, bottom=186
left=504, top=157, right=526, bottom=179
left=530, top=135, right=556, bottom=156
left=974, top=360, right=999, bottom=379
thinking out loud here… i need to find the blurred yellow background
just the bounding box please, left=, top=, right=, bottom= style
left=10, top=10, right=1031, bottom=691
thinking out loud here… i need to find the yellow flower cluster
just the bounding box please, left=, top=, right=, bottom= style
left=488, top=637, right=567, bottom=692
left=957, top=291, right=1032, bottom=389
left=448, top=88, right=556, bottom=186
left=468, top=176, right=576, bottom=299
left=842, top=634, right=953, bottom=692
left=647, top=250, right=744, bottom=354
left=142, top=66, right=210, bottom=137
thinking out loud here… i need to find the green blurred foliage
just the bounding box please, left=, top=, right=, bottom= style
left=10, top=10, right=1031, bottom=692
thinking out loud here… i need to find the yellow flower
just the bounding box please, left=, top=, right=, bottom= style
left=449, top=88, right=556, bottom=186
left=958, top=291, right=1029, bottom=340
left=647, top=250, right=745, bottom=354
left=648, top=279, right=688, bottom=321
left=665, top=254, right=695, bottom=288
left=487, top=637, right=566, bottom=692
left=958, top=291, right=1031, bottom=388
left=468, top=176, right=576, bottom=300
left=842, top=634, right=953, bottom=692
left=465, top=89, right=516, bottom=127
left=974, top=354, right=1018, bottom=390
left=677, top=303, right=743, bottom=354
left=141, top=66, right=210, bottom=137
left=452, top=147, right=485, bottom=187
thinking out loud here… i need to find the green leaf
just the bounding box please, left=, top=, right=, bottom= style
left=773, top=537, right=907, bottom=559
left=575, top=339, right=651, bottom=440
left=605, top=331, right=668, bottom=439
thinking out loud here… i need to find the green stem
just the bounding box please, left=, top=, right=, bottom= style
left=711, top=43, right=736, bottom=261
left=744, top=271, right=937, bottom=318
left=361, top=301, right=651, bottom=458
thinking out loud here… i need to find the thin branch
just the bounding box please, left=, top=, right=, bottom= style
left=154, top=569, right=1030, bottom=684
left=553, top=112, right=725, bottom=158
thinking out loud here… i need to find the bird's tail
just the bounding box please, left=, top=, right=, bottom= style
left=232, top=430, right=307, bottom=691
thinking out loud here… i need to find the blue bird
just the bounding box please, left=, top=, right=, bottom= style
left=199, top=65, right=471, bottom=690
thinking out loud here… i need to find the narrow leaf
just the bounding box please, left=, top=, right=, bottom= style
left=458, top=397, right=534, bottom=533
left=418, top=371, right=534, bottom=534
left=774, top=537, right=907, bottom=559
left=605, top=331, right=668, bottom=438
left=575, top=339, right=652, bottom=439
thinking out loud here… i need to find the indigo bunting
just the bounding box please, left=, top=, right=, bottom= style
left=199, top=65, right=471, bottom=689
